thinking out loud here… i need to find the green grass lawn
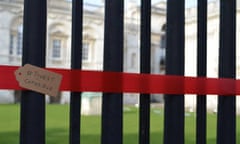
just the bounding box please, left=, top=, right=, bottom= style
left=0, top=104, right=239, bottom=144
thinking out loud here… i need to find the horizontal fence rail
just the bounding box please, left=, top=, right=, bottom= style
left=0, top=0, right=238, bottom=144
left=3, top=66, right=240, bottom=95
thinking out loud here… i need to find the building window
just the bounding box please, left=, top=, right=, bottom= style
left=9, top=34, right=14, bottom=55
left=52, top=39, right=62, bottom=59
left=160, top=24, right=166, bottom=49
left=82, top=42, right=89, bottom=61
left=9, top=24, right=23, bottom=56
left=160, top=34, right=166, bottom=49
left=17, top=25, right=23, bottom=55
left=130, top=53, right=137, bottom=68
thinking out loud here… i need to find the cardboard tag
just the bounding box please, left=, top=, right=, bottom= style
left=15, top=64, right=62, bottom=97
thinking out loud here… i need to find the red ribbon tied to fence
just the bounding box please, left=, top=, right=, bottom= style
left=0, top=65, right=239, bottom=96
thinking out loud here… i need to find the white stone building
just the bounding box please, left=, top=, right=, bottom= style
left=0, top=0, right=105, bottom=104
left=1, top=0, right=240, bottom=113
left=184, top=0, right=240, bottom=113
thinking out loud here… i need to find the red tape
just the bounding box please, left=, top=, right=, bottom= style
left=0, top=65, right=239, bottom=95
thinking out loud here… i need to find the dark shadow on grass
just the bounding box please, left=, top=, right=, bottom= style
left=47, top=128, right=101, bottom=144
left=81, top=134, right=101, bottom=144
left=0, top=128, right=218, bottom=144
left=0, top=131, right=19, bottom=144
left=46, top=128, right=69, bottom=144
left=125, top=132, right=213, bottom=144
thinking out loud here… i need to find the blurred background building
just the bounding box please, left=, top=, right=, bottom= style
left=1, top=0, right=240, bottom=113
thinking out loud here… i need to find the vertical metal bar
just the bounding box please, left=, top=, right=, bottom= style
left=101, top=0, right=124, bottom=144
left=139, top=0, right=151, bottom=144
left=164, top=0, right=185, bottom=144
left=20, top=0, right=47, bottom=144
left=217, top=0, right=236, bottom=144
left=196, top=0, right=207, bottom=144
left=70, top=0, right=83, bottom=144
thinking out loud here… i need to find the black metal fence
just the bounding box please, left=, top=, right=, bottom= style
left=18, top=0, right=236, bottom=144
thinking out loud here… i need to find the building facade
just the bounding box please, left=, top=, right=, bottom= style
left=1, top=0, right=240, bottom=112
left=0, top=0, right=105, bottom=104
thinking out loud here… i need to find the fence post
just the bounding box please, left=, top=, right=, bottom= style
left=164, top=0, right=185, bottom=144
left=101, top=0, right=124, bottom=144
left=69, top=0, right=83, bottom=144
left=196, top=0, right=207, bottom=144
left=20, top=0, right=47, bottom=144
left=139, top=0, right=151, bottom=144
left=217, top=0, right=236, bottom=144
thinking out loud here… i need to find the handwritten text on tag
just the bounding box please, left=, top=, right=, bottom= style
left=15, top=64, right=62, bottom=97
